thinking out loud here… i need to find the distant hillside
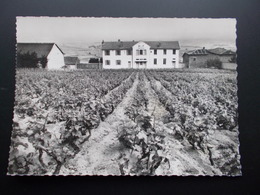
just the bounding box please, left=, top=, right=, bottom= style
left=58, top=41, right=236, bottom=63
left=59, top=42, right=102, bottom=58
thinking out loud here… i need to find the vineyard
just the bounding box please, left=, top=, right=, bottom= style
left=8, top=68, right=241, bottom=176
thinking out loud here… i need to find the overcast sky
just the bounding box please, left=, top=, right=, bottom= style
left=17, top=17, right=236, bottom=46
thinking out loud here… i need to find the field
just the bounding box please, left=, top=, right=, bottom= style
left=8, top=68, right=241, bottom=176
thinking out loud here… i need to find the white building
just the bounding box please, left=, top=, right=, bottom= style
left=17, top=43, right=65, bottom=69
left=101, top=40, right=180, bottom=69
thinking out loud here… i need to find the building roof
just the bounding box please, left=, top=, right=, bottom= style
left=184, top=49, right=208, bottom=56
left=183, top=47, right=235, bottom=56
left=207, top=48, right=235, bottom=55
left=64, top=56, right=79, bottom=65
left=101, top=41, right=180, bottom=50
left=146, top=41, right=180, bottom=49
left=17, top=43, right=64, bottom=57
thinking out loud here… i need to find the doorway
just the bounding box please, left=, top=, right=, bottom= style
left=128, top=61, right=131, bottom=68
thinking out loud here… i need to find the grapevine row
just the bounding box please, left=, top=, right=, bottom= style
left=9, top=70, right=136, bottom=175
left=118, top=72, right=169, bottom=175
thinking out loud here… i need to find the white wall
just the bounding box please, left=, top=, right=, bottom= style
left=147, top=49, right=179, bottom=69
left=103, top=49, right=132, bottom=69
left=47, top=44, right=65, bottom=69
left=132, top=42, right=151, bottom=69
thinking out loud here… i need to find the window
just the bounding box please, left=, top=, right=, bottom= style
left=173, top=49, right=176, bottom=54
left=136, top=49, right=146, bottom=55
left=154, top=49, right=157, bottom=55
left=193, top=57, right=196, bottom=61
left=116, top=50, right=121, bottom=55
left=154, top=59, right=157, bottom=65
left=116, top=60, right=121, bottom=65
left=164, top=49, right=167, bottom=55
left=127, top=50, right=132, bottom=55
left=105, top=50, right=110, bottom=55
left=105, top=60, right=110, bottom=65
left=163, top=58, right=166, bottom=64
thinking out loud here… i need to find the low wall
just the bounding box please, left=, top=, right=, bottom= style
left=222, top=63, right=237, bottom=70
left=77, top=63, right=102, bottom=69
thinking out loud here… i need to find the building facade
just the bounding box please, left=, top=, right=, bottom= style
left=101, top=41, right=180, bottom=69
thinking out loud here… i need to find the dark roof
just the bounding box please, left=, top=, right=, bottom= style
left=102, top=42, right=135, bottom=50
left=184, top=49, right=208, bottom=56
left=101, top=41, right=180, bottom=50
left=17, top=43, right=64, bottom=57
left=64, top=56, right=79, bottom=65
left=146, top=41, right=180, bottom=49
left=183, top=47, right=235, bottom=56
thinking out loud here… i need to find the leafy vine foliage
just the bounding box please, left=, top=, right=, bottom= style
left=145, top=69, right=240, bottom=175
left=9, top=69, right=135, bottom=175
left=9, top=68, right=240, bottom=176
left=118, top=72, right=169, bottom=175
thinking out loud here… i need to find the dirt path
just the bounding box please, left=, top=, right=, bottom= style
left=60, top=73, right=139, bottom=175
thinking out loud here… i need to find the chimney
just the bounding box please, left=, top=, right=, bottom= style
left=101, top=40, right=104, bottom=44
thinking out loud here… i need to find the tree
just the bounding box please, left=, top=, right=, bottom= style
left=206, top=58, right=222, bottom=69
left=39, top=55, right=48, bottom=68
left=17, top=52, right=48, bottom=68
left=89, top=58, right=99, bottom=63
left=229, top=55, right=237, bottom=63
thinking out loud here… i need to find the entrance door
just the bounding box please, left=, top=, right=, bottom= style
left=139, top=62, right=146, bottom=69
left=128, top=61, right=131, bottom=68
left=139, top=62, right=143, bottom=69
left=172, top=61, right=176, bottom=68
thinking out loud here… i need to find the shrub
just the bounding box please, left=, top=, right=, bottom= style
left=229, top=55, right=237, bottom=63
left=206, top=58, right=222, bottom=69
left=17, top=52, right=47, bottom=68
left=89, top=58, right=99, bottom=63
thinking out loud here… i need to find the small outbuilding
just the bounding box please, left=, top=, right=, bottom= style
left=64, top=56, right=79, bottom=69
left=17, top=43, right=65, bottom=69
left=183, top=47, right=236, bottom=69
left=77, top=54, right=102, bottom=70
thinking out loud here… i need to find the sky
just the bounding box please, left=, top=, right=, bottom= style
left=17, top=17, right=236, bottom=48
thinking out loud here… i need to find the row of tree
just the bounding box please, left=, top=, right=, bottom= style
left=206, top=55, right=237, bottom=69
left=17, top=52, right=48, bottom=68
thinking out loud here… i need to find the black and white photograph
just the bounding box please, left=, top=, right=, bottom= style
left=8, top=17, right=241, bottom=176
